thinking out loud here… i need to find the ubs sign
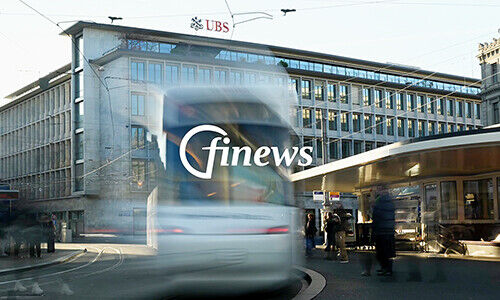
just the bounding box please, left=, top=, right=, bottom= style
left=190, top=17, right=230, bottom=33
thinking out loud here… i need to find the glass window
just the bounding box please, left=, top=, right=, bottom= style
left=456, top=100, right=463, bottom=117
left=447, top=124, right=455, bottom=133
left=301, top=80, right=311, bottom=99
left=328, top=111, right=338, bottom=131
left=376, top=115, right=384, bottom=135
left=159, top=43, right=174, bottom=53
left=74, top=72, right=84, bottom=98
left=214, top=69, right=227, bottom=85
left=464, top=179, right=494, bottom=220
left=447, top=99, right=454, bottom=116
left=148, top=62, right=162, bottom=84
left=75, top=101, right=84, bottom=129
left=407, top=94, right=415, bottom=111
left=418, top=96, right=426, bottom=113
left=385, top=91, right=394, bottom=109
left=315, top=83, right=324, bottom=101
left=364, top=115, right=372, bottom=134
left=351, top=85, right=360, bottom=105
left=339, top=85, right=348, bottom=104
left=439, top=122, right=446, bottom=134
left=428, top=122, right=436, bottom=135
left=408, top=119, right=416, bottom=137
left=424, top=184, right=438, bottom=214
left=165, top=64, right=179, bottom=85
left=466, top=102, right=472, bottom=118
left=396, top=93, right=404, bottom=110
left=75, top=36, right=83, bottom=68
left=353, top=113, right=361, bottom=132
left=289, top=78, right=299, bottom=94
left=131, top=61, right=146, bottom=81
left=427, top=97, right=435, bottom=114
left=374, top=89, right=383, bottom=108
left=458, top=124, right=465, bottom=131
left=354, top=140, right=362, bottom=154
left=341, top=112, right=349, bottom=132
left=75, top=163, right=83, bottom=191
left=315, top=109, right=322, bottom=130
left=363, top=88, right=371, bottom=106
left=437, top=98, right=445, bottom=115
left=327, top=84, right=336, bottom=102
left=131, top=126, right=145, bottom=149
left=494, top=102, right=500, bottom=124
left=75, top=133, right=83, bottom=160
left=475, top=103, right=481, bottom=119
left=131, top=93, right=145, bottom=116
left=329, top=139, right=339, bottom=159
left=387, top=118, right=394, bottom=136
left=230, top=71, right=243, bottom=85
left=341, top=140, right=351, bottom=158
left=302, top=108, right=312, bottom=128
left=244, top=72, right=257, bottom=84
left=397, top=118, right=405, bottom=137
left=198, top=68, right=211, bottom=84
left=132, top=159, right=146, bottom=191
left=182, top=65, right=196, bottom=84
left=418, top=120, right=426, bottom=137
left=365, top=141, right=374, bottom=152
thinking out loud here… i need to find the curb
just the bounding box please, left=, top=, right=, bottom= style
left=292, top=265, right=326, bottom=300
left=0, top=249, right=87, bottom=276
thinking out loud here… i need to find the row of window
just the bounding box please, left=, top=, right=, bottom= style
left=299, top=108, right=479, bottom=137
left=125, top=38, right=481, bottom=95
left=302, top=137, right=389, bottom=161
left=296, top=79, right=480, bottom=119
left=2, top=169, right=72, bottom=201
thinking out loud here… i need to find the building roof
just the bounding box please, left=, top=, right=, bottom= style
left=63, top=21, right=480, bottom=84
left=291, top=127, right=500, bottom=193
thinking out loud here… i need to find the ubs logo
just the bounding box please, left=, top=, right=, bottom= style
left=190, top=17, right=230, bottom=33
left=179, top=125, right=313, bottom=179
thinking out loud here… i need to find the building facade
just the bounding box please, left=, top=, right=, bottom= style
left=0, top=22, right=483, bottom=234
left=478, top=37, right=500, bottom=126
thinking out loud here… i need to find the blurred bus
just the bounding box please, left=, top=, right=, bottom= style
left=148, top=86, right=302, bottom=296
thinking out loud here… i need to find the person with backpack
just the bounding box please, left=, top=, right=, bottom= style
left=304, top=213, right=317, bottom=257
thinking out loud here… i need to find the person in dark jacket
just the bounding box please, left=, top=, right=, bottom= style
left=372, top=185, right=396, bottom=276
left=43, top=214, right=56, bottom=253
left=304, top=213, right=317, bottom=256
left=336, top=210, right=351, bottom=263
left=324, top=213, right=340, bottom=260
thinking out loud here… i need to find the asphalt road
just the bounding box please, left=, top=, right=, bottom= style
left=306, top=250, right=500, bottom=300
left=0, top=244, right=302, bottom=299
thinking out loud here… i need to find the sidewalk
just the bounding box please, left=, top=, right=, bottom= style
left=0, top=245, right=86, bottom=276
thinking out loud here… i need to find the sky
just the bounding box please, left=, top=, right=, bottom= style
left=0, top=0, right=499, bottom=107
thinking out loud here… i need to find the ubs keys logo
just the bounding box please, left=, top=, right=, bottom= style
left=179, top=125, right=313, bottom=179
left=190, top=17, right=230, bottom=33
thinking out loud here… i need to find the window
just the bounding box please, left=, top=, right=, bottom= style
left=364, top=115, right=372, bottom=134
left=75, top=133, right=83, bottom=160
left=464, top=179, right=494, bottom=220
left=418, top=96, right=426, bottom=113
left=439, top=122, right=446, bottom=134
left=465, top=102, right=472, bottom=118
left=328, top=111, right=338, bottom=131
left=446, top=99, right=454, bottom=116
left=427, top=97, right=435, bottom=114
left=75, top=36, right=83, bottom=68
left=365, top=141, right=374, bottom=151
left=182, top=65, right=196, bottom=84
left=492, top=63, right=498, bottom=83
left=316, top=139, right=323, bottom=159
left=494, top=102, right=500, bottom=124
left=407, top=94, right=415, bottom=110
left=458, top=124, right=465, bottom=131
left=315, top=83, right=324, bottom=101
left=362, top=88, right=371, bottom=106
left=341, top=112, right=349, bottom=132
left=341, top=140, right=351, bottom=158
left=148, top=62, right=162, bottom=84
left=214, top=69, right=227, bottom=85
left=408, top=119, right=416, bottom=137
left=329, top=139, right=339, bottom=159
left=397, top=118, right=405, bottom=137
left=302, top=80, right=311, bottom=99
left=131, top=94, right=145, bottom=116
left=315, top=109, right=322, bottom=130
left=447, top=124, right=455, bottom=133
left=437, top=98, right=444, bottom=115
left=74, top=72, right=84, bottom=98
left=230, top=71, right=243, bottom=85
left=418, top=120, right=426, bottom=137
left=75, top=163, right=83, bottom=191
left=396, top=93, right=404, bottom=110
left=376, top=116, right=384, bottom=135
left=387, top=118, right=394, bottom=136
left=475, top=103, right=481, bottom=119
left=353, top=114, right=361, bottom=133
left=374, top=89, right=383, bottom=108
left=131, top=126, right=145, bottom=149
left=75, top=101, right=84, bottom=129
left=165, top=64, right=179, bottom=85
left=303, top=108, right=312, bottom=128
left=198, top=68, right=211, bottom=84
left=456, top=100, right=463, bottom=117
left=428, top=122, right=436, bottom=135
left=351, top=85, right=360, bottom=105
left=131, top=61, right=146, bottom=81
left=327, top=84, right=336, bottom=102
left=385, top=91, right=394, bottom=109
left=132, top=159, right=146, bottom=191
left=354, top=141, right=362, bottom=154
left=339, top=85, right=348, bottom=104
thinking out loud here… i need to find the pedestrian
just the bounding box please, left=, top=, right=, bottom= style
left=372, top=185, right=396, bottom=276
left=44, top=214, right=56, bottom=253
left=27, top=214, right=42, bottom=258
left=336, top=209, right=351, bottom=263
left=305, top=213, right=317, bottom=257
left=324, top=212, right=339, bottom=260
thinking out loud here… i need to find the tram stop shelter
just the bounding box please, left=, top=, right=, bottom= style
left=291, top=127, right=500, bottom=252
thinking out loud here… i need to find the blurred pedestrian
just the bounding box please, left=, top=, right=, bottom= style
left=305, top=213, right=317, bottom=257
left=43, top=214, right=56, bottom=253
left=324, top=212, right=339, bottom=260
left=336, top=210, right=351, bottom=263
left=27, top=214, right=42, bottom=258
left=373, top=185, right=395, bottom=276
